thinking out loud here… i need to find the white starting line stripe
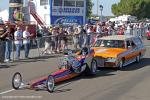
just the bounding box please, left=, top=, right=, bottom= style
left=0, top=89, right=15, bottom=95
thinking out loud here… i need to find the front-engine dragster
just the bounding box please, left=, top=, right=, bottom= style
left=12, top=47, right=97, bottom=93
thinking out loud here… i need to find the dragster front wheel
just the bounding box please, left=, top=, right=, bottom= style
left=46, top=75, right=55, bottom=93
left=12, top=72, right=22, bottom=90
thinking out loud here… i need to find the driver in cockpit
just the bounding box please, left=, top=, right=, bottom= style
left=59, top=48, right=89, bottom=73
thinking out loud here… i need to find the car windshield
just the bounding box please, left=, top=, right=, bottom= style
left=94, top=40, right=125, bottom=48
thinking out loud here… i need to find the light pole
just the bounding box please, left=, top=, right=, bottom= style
left=97, top=0, right=99, bottom=16
left=99, top=4, right=103, bottom=22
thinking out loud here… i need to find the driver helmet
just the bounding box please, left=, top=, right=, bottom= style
left=81, top=47, right=88, bottom=55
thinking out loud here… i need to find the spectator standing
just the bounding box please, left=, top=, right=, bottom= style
left=86, top=26, right=92, bottom=47
left=133, top=24, right=138, bottom=36
left=118, top=27, right=124, bottom=35
left=62, top=28, right=68, bottom=50
left=49, top=26, right=55, bottom=54
left=55, top=27, right=60, bottom=53
left=23, top=26, right=32, bottom=58
left=59, top=28, right=64, bottom=52
left=4, top=26, right=15, bottom=62
left=73, top=28, right=79, bottom=50
left=82, top=29, right=87, bottom=47
left=79, top=26, right=84, bottom=48
left=14, top=26, right=23, bottom=60
left=40, top=29, right=51, bottom=55
left=0, top=27, right=6, bottom=62
left=146, top=27, right=150, bottom=38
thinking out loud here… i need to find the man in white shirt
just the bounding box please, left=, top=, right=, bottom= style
left=14, top=26, right=23, bottom=60
left=23, top=26, right=31, bottom=58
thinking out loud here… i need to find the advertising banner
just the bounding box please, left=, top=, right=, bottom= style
left=50, top=0, right=86, bottom=25
left=9, top=0, right=23, bottom=23
left=51, top=16, right=83, bottom=25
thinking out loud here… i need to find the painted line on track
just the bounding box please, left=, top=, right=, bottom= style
left=0, top=89, right=15, bottom=95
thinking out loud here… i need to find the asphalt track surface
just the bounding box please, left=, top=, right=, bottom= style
left=0, top=39, right=150, bottom=100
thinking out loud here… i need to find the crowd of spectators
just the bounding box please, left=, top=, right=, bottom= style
left=40, top=21, right=149, bottom=55
left=0, top=19, right=150, bottom=63
left=0, top=25, right=32, bottom=62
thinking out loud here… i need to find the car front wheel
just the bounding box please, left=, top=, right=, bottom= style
left=136, top=55, right=141, bottom=63
left=118, top=60, right=123, bottom=69
left=12, top=72, right=22, bottom=90
left=91, top=60, right=97, bottom=74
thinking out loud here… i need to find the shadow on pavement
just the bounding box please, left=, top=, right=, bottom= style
left=54, top=82, right=72, bottom=93
left=52, top=58, right=150, bottom=92
left=14, top=54, right=62, bottom=63
left=50, top=68, right=116, bottom=93
left=82, top=67, right=117, bottom=79
left=54, top=89, right=72, bottom=93
left=0, top=64, right=17, bottom=69
left=121, top=58, right=150, bottom=71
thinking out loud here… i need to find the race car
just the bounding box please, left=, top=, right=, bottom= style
left=12, top=48, right=96, bottom=93
left=91, top=35, right=146, bottom=69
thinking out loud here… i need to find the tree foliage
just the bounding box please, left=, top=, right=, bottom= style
left=86, top=0, right=94, bottom=18
left=111, top=0, right=150, bottom=19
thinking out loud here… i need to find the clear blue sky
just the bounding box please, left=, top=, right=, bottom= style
left=92, top=0, right=120, bottom=16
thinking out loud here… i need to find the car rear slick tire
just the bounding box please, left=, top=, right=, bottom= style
left=12, top=72, right=22, bottom=90
left=47, top=75, right=55, bottom=93
left=85, top=59, right=97, bottom=75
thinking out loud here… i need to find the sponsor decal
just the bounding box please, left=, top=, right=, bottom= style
left=52, top=8, right=80, bottom=14
left=55, top=17, right=77, bottom=24
left=51, top=16, right=83, bottom=25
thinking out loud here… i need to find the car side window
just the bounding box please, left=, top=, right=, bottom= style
left=131, top=40, right=136, bottom=47
left=127, top=39, right=136, bottom=49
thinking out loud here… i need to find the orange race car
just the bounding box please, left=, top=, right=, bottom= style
left=91, top=35, right=146, bottom=69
